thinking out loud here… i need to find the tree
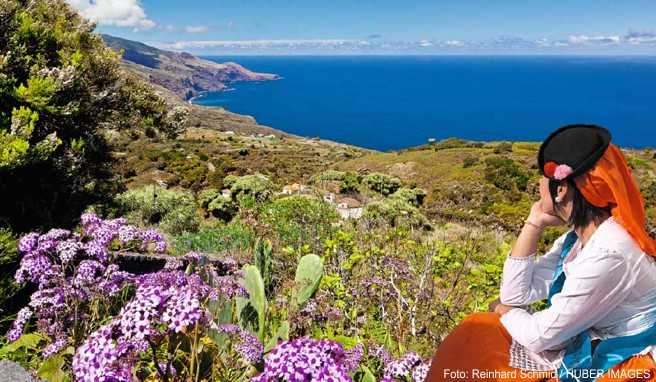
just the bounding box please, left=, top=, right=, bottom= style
left=0, top=0, right=186, bottom=232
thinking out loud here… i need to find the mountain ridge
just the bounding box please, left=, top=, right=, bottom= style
left=102, top=34, right=280, bottom=101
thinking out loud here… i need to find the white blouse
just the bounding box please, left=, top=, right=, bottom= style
left=499, top=216, right=656, bottom=358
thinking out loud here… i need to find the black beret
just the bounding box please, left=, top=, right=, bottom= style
left=537, top=124, right=611, bottom=180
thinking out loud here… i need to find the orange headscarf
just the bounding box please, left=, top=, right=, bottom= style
left=573, top=143, right=656, bottom=256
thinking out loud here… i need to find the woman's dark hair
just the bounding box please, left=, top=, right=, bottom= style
left=548, top=177, right=611, bottom=229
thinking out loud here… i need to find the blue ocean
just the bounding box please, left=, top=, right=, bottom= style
left=195, top=56, right=656, bottom=151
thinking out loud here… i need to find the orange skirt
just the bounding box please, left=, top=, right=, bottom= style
left=425, top=312, right=656, bottom=382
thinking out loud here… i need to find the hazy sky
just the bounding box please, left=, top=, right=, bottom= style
left=68, top=0, right=656, bottom=54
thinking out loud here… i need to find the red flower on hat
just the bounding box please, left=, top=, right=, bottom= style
left=544, top=161, right=558, bottom=178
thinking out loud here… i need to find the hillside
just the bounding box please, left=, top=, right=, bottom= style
left=102, top=35, right=372, bottom=188
left=102, top=34, right=279, bottom=100
left=335, top=138, right=656, bottom=233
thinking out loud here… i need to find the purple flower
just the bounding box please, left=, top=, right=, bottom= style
left=73, top=323, right=134, bottom=382
left=43, top=336, right=67, bottom=358
left=118, top=225, right=140, bottom=244
left=253, top=337, right=352, bottom=382
left=164, top=257, right=183, bottom=270
left=85, top=241, right=109, bottom=262
left=74, top=260, right=106, bottom=288
left=217, top=324, right=263, bottom=364
left=162, top=287, right=202, bottom=333
left=18, top=233, right=39, bottom=253
left=141, top=228, right=167, bottom=253
left=56, top=239, right=82, bottom=264
left=412, top=360, right=431, bottom=382
left=383, top=351, right=430, bottom=382
left=344, top=343, right=364, bottom=372
left=6, top=307, right=32, bottom=342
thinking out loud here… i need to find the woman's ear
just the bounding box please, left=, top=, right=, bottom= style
left=556, top=181, right=569, bottom=203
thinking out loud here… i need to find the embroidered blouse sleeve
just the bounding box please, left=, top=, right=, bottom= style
left=499, top=249, right=633, bottom=353
left=499, top=231, right=570, bottom=306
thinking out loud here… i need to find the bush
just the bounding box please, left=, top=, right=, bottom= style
left=432, top=138, right=484, bottom=150
left=0, top=228, right=20, bottom=319
left=207, top=195, right=238, bottom=222
left=114, top=186, right=200, bottom=234
left=172, top=220, right=257, bottom=255
left=311, top=170, right=360, bottom=193
left=0, top=0, right=187, bottom=233
left=643, top=181, right=656, bottom=209
left=363, top=173, right=402, bottom=196
left=391, top=187, right=427, bottom=207
left=363, top=197, right=428, bottom=228
left=483, top=157, right=530, bottom=191
left=259, top=196, right=339, bottom=251
left=462, top=156, right=479, bottom=168
left=493, top=141, right=513, bottom=154
left=229, top=174, right=274, bottom=205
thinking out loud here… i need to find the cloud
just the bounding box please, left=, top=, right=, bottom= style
left=156, top=39, right=362, bottom=51
left=66, top=0, right=155, bottom=29
left=184, top=25, right=209, bottom=34
left=445, top=40, right=464, bottom=47
left=568, top=34, right=621, bottom=45
left=625, top=30, right=656, bottom=44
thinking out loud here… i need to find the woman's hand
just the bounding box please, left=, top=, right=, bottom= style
left=494, top=303, right=516, bottom=317
left=489, top=298, right=515, bottom=316
left=488, top=298, right=501, bottom=312
left=528, top=201, right=566, bottom=228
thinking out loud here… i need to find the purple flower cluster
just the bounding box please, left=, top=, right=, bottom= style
left=72, top=324, right=135, bottom=382
left=7, top=213, right=167, bottom=357
left=252, top=337, right=355, bottom=382
left=381, top=351, right=432, bottom=382
left=73, top=269, right=225, bottom=381
left=343, top=343, right=364, bottom=373
left=217, top=324, right=263, bottom=364
left=7, top=308, right=32, bottom=342
left=80, top=213, right=167, bottom=258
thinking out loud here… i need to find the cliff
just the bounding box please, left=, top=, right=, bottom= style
left=102, top=34, right=279, bottom=100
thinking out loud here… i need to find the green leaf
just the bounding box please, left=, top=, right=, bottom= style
left=360, top=366, right=376, bottom=382
left=240, top=265, right=267, bottom=341
left=37, top=354, right=69, bottom=382
left=264, top=321, right=290, bottom=352
left=294, top=254, right=324, bottom=306
left=0, top=333, right=43, bottom=357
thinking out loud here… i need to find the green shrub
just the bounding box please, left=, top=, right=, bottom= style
left=207, top=195, right=238, bottom=222
left=483, top=157, right=530, bottom=191
left=391, top=187, right=427, bottom=207
left=115, top=186, right=200, bottom=234
left=363, top=197, right=428, bottom=228
left=172, top=220, right=256, bottom=255
left=462, top=156, right=479, bottom=168
left=259, top=195, right=339, bottom=250
left=311, top=170, right=360, bottom=193
left=363, top=173, right=402, bottom=196
left=160, top=203, right=201, bottom=234
left=0, top=228, right=20, bottom=318
left=199, top=188, right=221, bottom=210
left=0, top=0, right=187, bottom=232
left=643, top=181, right=656, bottom=209
left=230, top=174, right=274, bottom=204
left=493, top=141, right=513, bottom=154
left=432, top=138, right=484, bottom=150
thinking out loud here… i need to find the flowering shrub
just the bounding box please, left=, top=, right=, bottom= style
left=5, top=213, right=252, bottom=380
left=8, top=213, right=168, bottom=356
left=3, top=212, right=445, bottom=382
left=252, top=337, right=356, bottom=382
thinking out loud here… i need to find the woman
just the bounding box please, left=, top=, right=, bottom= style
left=426, top=124, right=656, bottom=382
